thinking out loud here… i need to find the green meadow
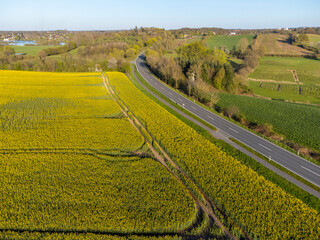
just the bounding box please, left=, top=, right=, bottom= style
left=249, top=81, right=320, bottom=104
left=307, top=34, right=320, bottom=47
left=13, top=45, right=59, bottom=56
left=249, top=56, right=320, bottom=84
left=207, top=34, right=255, bottom=50
left=217, top=93, right=320, bottom=151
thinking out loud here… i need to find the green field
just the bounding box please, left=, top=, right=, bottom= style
left=167, top=37, right=203, bottom=57
left=207, top=34, right=255, bottom=50
left=0, top=71, right=196, bottom=239
left=249, top=56, right=320, bottom=84
left=307, top=34, right=320, bottom=47
left=249, top=81, right=320, bottom=104
left=13, top=45, right=59, bottom=56
left=216, top=93, right=320, bottom=151
left=68, top=46, right=81, bottom=55
left=248, top=56, right=320, bottom=103
left=174, top=36, right=202, bottom=47
left=48, top=46, right=81, bottom=60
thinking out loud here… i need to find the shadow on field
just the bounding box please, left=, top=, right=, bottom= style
left=0, top=227, right=227, bottom=240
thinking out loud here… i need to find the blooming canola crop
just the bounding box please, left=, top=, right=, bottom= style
left=107, top=71, right=320, bottom=240
left=0, top=70, right=196, bottom=238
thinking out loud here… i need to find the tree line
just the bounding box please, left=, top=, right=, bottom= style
left=0, top=28, right=167, bottom=73
left=145, top=41, right=249, bottom=106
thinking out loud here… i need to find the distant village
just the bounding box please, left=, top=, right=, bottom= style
left=0, top=31, right=69, bottom=44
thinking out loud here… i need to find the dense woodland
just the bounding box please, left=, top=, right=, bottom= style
left=146, top=42, right=234, bottom=105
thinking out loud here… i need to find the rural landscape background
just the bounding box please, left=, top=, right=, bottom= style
left=1, top=0, right=320, bottom=239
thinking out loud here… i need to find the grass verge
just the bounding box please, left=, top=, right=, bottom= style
left=133, top=61, right=320, bottom=168
left=129, top=64, right=320, bottom=212
left=131, top=65, right=217, bottom=132
left=230, top=138, right=320, bottom=193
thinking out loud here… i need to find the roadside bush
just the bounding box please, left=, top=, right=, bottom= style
left=223, top=105, right=240, bottom=118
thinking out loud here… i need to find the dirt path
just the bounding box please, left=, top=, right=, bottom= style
left=102, top=73, right=241, bottom=239
left=248, top=77, right=302, bottom=85
left=288, top=69, right=300, bottom=83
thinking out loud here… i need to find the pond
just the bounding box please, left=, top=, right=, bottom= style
left=6, top=40, right=37, bottom=46
left=1, top=40, right=65, bottom=46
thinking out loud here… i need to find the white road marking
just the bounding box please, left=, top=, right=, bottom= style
left=191, top=106, right=197, bottom=110
left=136, top=57, right=320, bottom=190
left=259, top=143, right=272, bottom=151
left=169, top=92, right=173, bottom=95
left=229, top=127, right=239, bottom=133
left=301, top=166, right=320, bottom=177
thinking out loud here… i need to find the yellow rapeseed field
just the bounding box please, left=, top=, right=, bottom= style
left=107, top=71, right=320, bottom=240
left=0, top=70, right=196, bottom=238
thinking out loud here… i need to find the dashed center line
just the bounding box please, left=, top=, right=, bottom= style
left=229, top=127, right=239, bottom=133
left=258, top=143, right=272, bottom=151
left=137, top=58, right=320, bottom=191
left=301, top=166, right=320, bottom=177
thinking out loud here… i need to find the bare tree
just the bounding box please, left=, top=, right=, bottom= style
left=37, top=50, right=47, bottom=62
left=169, top=58, right=184, bottom=89
left=237, top=38, right=249, bottom=57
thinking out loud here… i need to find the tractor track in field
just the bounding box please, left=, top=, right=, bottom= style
left=0, top=73, right=241, bottom=239
left=0, top=147, right=153, bottom=161
left=248, top=77, right=301, bottom=85
left=102, top=73, right=241, bottom=239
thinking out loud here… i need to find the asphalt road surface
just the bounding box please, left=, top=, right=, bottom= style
left=135, top=53, right=320, bottom=189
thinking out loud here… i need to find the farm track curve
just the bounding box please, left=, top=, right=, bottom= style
left=102, top=73, right=243, bottom=239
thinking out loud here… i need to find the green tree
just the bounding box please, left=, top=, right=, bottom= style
left=125, top=48, right=136, bottom=59
left=177, top=41, right=207, bottom=72
left=209, top=49, right=227, bottom=65
left=213, top=67, right=225, bottom=90
left=297, top=34, right=309, bottom=44
left=145, top=37, right=157, bottom=46
left=1, top=46, right=15, bottom=56
left=201, top=63, right=214, bottom=84
left=222, top=64, right=235, bottom=92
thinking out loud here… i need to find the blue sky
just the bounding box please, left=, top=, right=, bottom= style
left=0, top=0, right=319, bottom=30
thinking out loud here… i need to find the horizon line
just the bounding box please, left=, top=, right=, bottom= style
left=0, top=25, right=319, bottom=32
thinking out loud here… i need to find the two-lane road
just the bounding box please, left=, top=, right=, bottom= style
left=135, top=53, right=320, bottom=189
